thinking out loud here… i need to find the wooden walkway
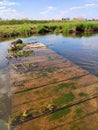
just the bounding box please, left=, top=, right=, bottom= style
left=10, top=46, right=98, bottom=130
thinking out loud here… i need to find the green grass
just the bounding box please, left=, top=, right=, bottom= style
left=37, top=25, right=49, bottom=34
left=48, top=108, right=70, bottom=121
left=54, top=28, right=60, bottom=34
left=53, top=92, right=75, bottom=106
left=0, top=20, right=98, bottom=38
left=16, top=25, right=31, bottom=36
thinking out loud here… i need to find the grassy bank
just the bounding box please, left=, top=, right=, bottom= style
left=0, top=20, right=98, bottom=38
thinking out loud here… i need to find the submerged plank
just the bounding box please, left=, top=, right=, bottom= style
left=10, top=44, right=98, bottom=130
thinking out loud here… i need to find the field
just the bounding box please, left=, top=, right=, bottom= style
left=0, top=20, right=98, bottom=39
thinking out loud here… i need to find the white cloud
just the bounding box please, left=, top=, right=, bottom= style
left=70, top=3, right=98, bottom=11
left=48, top=6, right=56, bottom=11
left=85, top=3, right=97, bottom=7
left=0, top=6, right=6, bottom=9
left=60, top=3, right=98, bottom=17
left=40, top=6, right=56, bottom=16
left=40, top=11, right=48, bottom=15
left=70, top=6, right=84, bottom=11
left=0, top=0, right=26, bottom=19
left=0, top=0, right=19, bottom=6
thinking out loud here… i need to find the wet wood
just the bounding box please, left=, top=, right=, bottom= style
left=10, top=45, right=98, bottom=130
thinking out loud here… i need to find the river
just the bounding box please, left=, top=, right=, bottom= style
left=22, top=34, right=98, bottom=76
left=0, top=40, right=11, bottom=130
left=0, top=33, right=98, bottom=129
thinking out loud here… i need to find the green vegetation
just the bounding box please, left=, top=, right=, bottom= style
left=55, top=82, right=76, bottom=91
left=46, top=66, right=60, bottom=73
left=78, top=92, right=89, bottom=97
left=47, top=56, right=59, bottom=61
left=75, top=108, right=84, bottom=117
left=13, top=50, right=34, bottom=57
left=16, top=25, right=31, bottom=36
left=24, top=62, right=36, bottom=68
left=11, top=110, right=32, bottom=124
left=10, top=43, right=26, bottom=51
left=11, top=113, right=22, bottom=124
left=44, top=104, right=56, bottom=113
left=53, top=92, right=75, bottom=106
left=37, top=25, right=50, bottom=34
left=0, top=20, right=98, bottom=38
left=54, top=28, right=60, bottom=34
left=9, top=39, right=35, bottom=57
left=48, top=108, right=70, bottom=121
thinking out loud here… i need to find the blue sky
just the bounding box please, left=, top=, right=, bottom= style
left=0, top=0, right=98, bottom=20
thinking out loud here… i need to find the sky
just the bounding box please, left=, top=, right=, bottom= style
left=0, top=0, right=98, bottom=20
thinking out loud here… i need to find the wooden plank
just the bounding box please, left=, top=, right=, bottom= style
left=10, top=46, right=98, bottom=130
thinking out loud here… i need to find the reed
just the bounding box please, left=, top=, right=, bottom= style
left=0, top=20, right=98, bottom=38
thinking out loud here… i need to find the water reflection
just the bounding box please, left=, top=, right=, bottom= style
left=0, top=40, right=11, bottom=130
left=19, top=33, right=98, bottom=76
left=62, top=32, right=98, bottom=38
left=0, top=41, right=10, bottom=70
left=0, top=69, right=11, bottom=130
left=0, top=33, right=98, bottom=129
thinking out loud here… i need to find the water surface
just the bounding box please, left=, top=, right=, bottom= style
left=0, top=40, right=11, bottom=130
left=21, top=34, right=98, bottom=76
left=0, top=34, right=98, bottom=129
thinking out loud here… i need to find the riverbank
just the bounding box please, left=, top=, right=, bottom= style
left=9, top=41, right=98, bottom=130
left=0, top=20, right=98, bottom=39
